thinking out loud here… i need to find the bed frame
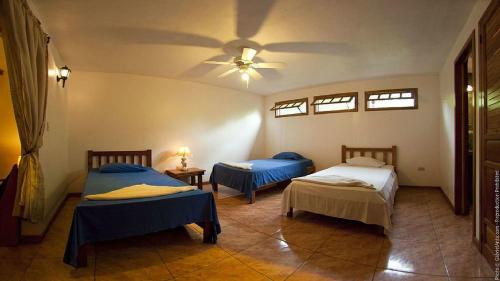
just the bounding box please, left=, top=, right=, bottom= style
left=212, top=165, right=315, bottom=204
left=76, top=149, right=215, bottom=267
left=287, top=145, right=398, bottom=221
left=342, top=145, right=397, bottom=170
left=87, top=150, right=152, bottom=171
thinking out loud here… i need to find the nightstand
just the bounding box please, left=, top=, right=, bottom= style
left=164, top=168, right=206, bottom=190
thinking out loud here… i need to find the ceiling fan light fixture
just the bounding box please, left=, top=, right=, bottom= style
left=241, top=72, right=250, bottom=81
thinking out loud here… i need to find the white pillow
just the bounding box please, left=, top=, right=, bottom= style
left=346, top=156, right=385, bottom=168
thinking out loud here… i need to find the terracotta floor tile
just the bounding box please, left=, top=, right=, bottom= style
left=242, top=214, right=296, bottom=235
left=36, top=234, right=70, bottom=258
left=234, top=237, right=313, bottom=280
left=25, top=257, right=95, bottom=281
left=217, top=222, right=269, bottom=255
left=175, top=256, right=270, bottom=281
left=156, top=239, right=230, bottom=277
left=3, top=186, right=487, bottom=280
left=0, top=243, right=40, bottom=259
left=319, top=226, right=384, bottom=266
left=450, top=277, right=495, bottom=281
left=0, top=258, right=32, bottom=281
left=440, top=238, right=494, bottom=277
left=286, top=253, right=374, bottom=281
left=373, top=269, right=448, bottom=281
left=387, top=224, right=437, bottom=243
left=378, top=239, right=447, bottom=276
left=273, top=220, right=335, bottom=251
left=95, top=245, right=172, bottom=280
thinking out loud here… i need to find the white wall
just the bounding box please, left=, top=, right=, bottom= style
left=67, top=71, right=265, bottom=192
left=438, top=0, right=490, bottom=240
left=265, top=74, right=441, bottom=187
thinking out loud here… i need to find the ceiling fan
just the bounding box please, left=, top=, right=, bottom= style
left=204, top=47, right=286, bottom=87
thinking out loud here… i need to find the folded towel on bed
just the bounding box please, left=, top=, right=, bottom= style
left=220, top=162, right=253, bottom=170
left=293, top=175, right=374, bottom=189
left=85, top=184, right=197, bottom=200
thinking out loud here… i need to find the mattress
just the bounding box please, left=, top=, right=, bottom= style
left=282, top=164, right=398, bottom=230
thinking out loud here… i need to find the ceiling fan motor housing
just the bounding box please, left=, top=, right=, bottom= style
left=234, top=57, right=253, bottom=67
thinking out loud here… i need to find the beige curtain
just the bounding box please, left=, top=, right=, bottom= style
left=1, top=0, right=49, bottom=222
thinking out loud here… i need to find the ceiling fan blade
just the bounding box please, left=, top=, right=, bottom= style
left=217, top=68, right=238, bottom=78
left=236, top=0, right=276, bottom=38
left=179, top=55, right=234, bottom=79
left=248, top=69, right=263, bottom=80
left=242, top=48, right=257, bottom=61
left=252, top=62, right=286, bottom=69
left=204, top=61, right=234, bottom=65
left=106, top=27, right=224, bottom=48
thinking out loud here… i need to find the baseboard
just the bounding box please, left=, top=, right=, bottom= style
left=439, top=188, right=455, bottom=211
left=473, top=236, right=481, bottom=251
left=399, top=185, right=441, bottom=189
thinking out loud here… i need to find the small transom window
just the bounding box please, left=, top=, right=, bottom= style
left=311, top=92, right=358, bottom=114
left=270, top=98, right=308, bottom=118
left=365, top=88, right=418, bottom=111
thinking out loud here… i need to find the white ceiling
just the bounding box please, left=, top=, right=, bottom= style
left=32, top=0, right=475, bottom=95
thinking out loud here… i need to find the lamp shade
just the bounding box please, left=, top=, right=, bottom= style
left=59, top=65, right=71, bottom=79
left=176, top=146, right=191, bottom=157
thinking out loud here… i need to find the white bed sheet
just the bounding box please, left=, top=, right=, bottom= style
left=282, top=164, right=398, bottom=230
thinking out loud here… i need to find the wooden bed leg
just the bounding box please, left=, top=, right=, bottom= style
left=211, top=182, right=218, bottom=192
left=286, top=207, right=293, bottom=217
left=203, top=221, right=215, bottom=243
left=76, top=244, right=88, bottom=267
left=248, top=191, right=256, bottom=204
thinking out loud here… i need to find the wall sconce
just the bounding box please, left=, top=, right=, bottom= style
left=57, top=65, right=71, bottom=87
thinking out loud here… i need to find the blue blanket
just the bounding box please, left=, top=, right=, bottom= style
left=63, top=168, right=220, bottom=267
left=209, top=158, right=313, bottom=199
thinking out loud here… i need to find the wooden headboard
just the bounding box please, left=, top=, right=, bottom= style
left=87, top=150, right=152, bottom=171
left=341, top=145, right=397, bottom=168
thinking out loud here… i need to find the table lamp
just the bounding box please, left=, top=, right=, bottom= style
left=176, top=146, right=191, bottom=171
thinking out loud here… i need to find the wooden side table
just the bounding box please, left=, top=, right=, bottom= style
left=164, top=168, right=206, bottom=190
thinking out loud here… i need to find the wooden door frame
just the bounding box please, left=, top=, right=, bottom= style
left=479, top=0, right=499, bottom=261
left=454, top=31, right=476, bottom=229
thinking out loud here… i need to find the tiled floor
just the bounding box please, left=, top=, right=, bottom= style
left=0, top=185, right=493, bottom=281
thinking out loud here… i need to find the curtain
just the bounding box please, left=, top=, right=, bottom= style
left=1, top=0, right=49, bottom=222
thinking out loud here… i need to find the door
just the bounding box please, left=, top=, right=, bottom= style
left=454, top=32, right=475, bottom=216
left=479, top=0, right=500, bottom=266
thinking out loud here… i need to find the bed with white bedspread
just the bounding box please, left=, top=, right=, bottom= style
left=282, top=145, right=399, bottom=231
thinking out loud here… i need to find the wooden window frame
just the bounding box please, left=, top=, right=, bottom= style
left=270, top=98, right=309, bottom=118
left=364, top=88, right=418, bottom=111
left=311, top=92, right=358, bottom=114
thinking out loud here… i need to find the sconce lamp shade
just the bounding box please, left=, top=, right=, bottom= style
left=176, top=146, right=191, bottom=157
left=57, top=65, right=71, bottom=87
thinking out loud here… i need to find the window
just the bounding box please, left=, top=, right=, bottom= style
left=270, top=98, right=308, bottom=118
left=365, top=88, right=418, bottom=111
left=311, top=92, right=358, bottom=114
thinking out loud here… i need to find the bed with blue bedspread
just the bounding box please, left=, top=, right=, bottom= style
left=63, top=150, right=220, bottom=267
left=210, top=152, right=314, bottom=203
